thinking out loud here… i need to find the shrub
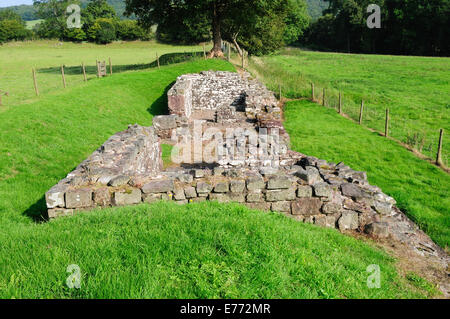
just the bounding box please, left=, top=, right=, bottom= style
left=63, top=27, right=87, bottom=42
left=88, top=18, right=116, bottom=44
left=0, top=19, right=31, bottom=43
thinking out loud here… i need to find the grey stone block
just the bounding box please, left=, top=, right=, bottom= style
left=291, top=198, right=322, bottom=216
left=113, top=188, right=142, bottom=206
left=65, top=189, right=93, bottom=209
left=142, top=180, right=174, bottom=193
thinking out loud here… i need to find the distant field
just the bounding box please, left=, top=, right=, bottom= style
left=0, top=59, right=436, bottom=298
left=25, top=19, right=43, bottom=29
left=0, top=40, right=209, bottom=107
left=249, top=48, right=450, bottom=165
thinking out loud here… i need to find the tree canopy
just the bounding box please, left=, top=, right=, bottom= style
left=125, top=0, right=309, bottom=56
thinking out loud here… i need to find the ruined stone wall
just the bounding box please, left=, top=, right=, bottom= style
left=45, top=124, right=162, bottom=217
left=168, top=71, right=278, bottom=117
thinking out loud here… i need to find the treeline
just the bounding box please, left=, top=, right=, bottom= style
left=0, top=0, right=153, bottom=44
left=303, top=0, right=449, bottom=56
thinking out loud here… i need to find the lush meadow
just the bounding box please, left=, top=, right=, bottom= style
left=249, top=48, right=450, bottom=165
left=0, top=40, right=208, bottom=107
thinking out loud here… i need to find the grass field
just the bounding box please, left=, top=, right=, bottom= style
left=25, top=19, right=43, bottom=30
left=249, top=48, right=450, bottom=165
left=0, top=40, right=208, bottom=107
left=0, top=50, right=437, bottom=298
left=283, top=100, right=450, bottom=250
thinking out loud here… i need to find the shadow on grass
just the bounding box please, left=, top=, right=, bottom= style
left=148, top=81, right=174, bottom=116
left=37, top=52, right=204, bottom=76
left=23, top=196, right=49, bottom=223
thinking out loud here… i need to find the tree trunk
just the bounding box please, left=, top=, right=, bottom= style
left=208, top=2, right=224, bottom=58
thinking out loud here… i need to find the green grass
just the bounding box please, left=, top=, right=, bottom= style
left=283, top=100, right=450, bottom=249
left=0, top=201, right=435, bottom=298
left=0, top=54, right=436, bottom=298
left=25, top=19, right=43, bottom=30
left=0, top=40, right=210, bottom=107
left=249, top=48, right=450, bottom=165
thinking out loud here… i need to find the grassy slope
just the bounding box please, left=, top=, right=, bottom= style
left=283, top=100, right=450, bottom=249
left=0, top=40, right=209, bottom=106
left=250, top=49, right=450, bottom=164
left=0, top=58, right=434, bottom=298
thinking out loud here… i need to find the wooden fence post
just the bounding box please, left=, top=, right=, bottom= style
left=82, top=63, right=87, bottom=82
left=359, top=100, right=364, bottom=125
left=322, top=88, right=326, bottom=106
left=156, top=52, right=160, bottom=69
left=311, top=83, right=315, bottom=101
left=242, top=51, right=245, bottom=69
left=32, top=68, right=39, bottom=96
left=385, top=108, right=390, bottom=137
left=109, top=57, right=112, bottom=75
left=279, top=84, right=282, bottom=100
left=227, top=43, right=231, bottom=61
left=203, top=44, right=206, bottom=60
left=338, top=92, right=342, bottom=114
left=61, top=65, right=66, bottom=88
left=96, top=60, right=100, bottom=78
left=436, top=129, right=444, bottom=166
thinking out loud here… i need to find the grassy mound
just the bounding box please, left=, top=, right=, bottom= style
left=0, top=202, right=434, bottom=298
left=284, top=100, right=450, bottom=249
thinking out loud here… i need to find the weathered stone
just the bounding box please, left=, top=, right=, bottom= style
left=230, top=180, right=245, bottom=193
left=246, top=192, right=264, bottom=202
left=142, top=193, right=162, bottom=203
left=291, top=198, right=322, bottom=216
left=45, top=186, right=66, bottom=208
left=271, top=201, right=291, bottom=213
left=213, top=167, right=225, bottom=176
left=190, top=197, right=206, bottom=203
left=314, top=215, right=336, bottom=228
left=173, top=186, right=186, bottom=200
left=197, top=181, right=213, bottom=193
left=214, top=182, right=229, bottom=193
left=142, top=180, right=174, bottom=193
left=65, top=189, right=93, bottom=209
left=364, top=222, right=389, bottom=238
left=194, top=169, right=205, bottom=178
left=175, top=200, right=188, bottom=205
left=177, top=173, right=193, bottom=183
left=341, top=183, right=368, bottom=200
left=184, top=186, right=197, bottom=198
left=93, top=188, right=111, bottom=206
left=338, top=211, right=359, bottom=230
left=321, top=202, right=342, bottom=215
left=266, top=189, right=296, bottom=202
left=209, top=193, right=230, bottom=203
left=246, top=176, right=265, bottom=191
left=373, top=201, right=392, bottom=215
left=108, top=175, right=130, bottom=187
left=297, top=185, right=313, bottom=198
left=267, top=175, right=292, bottom=189
left=113, top=188, right=142, bottom=206
left=295, top=166, right=322, bottom=184
left=313, top=182, right=332, bottom=198
left=153, top=115, right=177, bottom=130
left=245, top=202, right=271, bottom=211
left=228, top=193, right=246, bottom=203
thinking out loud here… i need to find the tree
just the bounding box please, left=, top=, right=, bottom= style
left=0, top=9, right=26, bottom=26
left=33, top=0, right=77, bottom=39
left=125, top=0, right=307, bottom=57
left=82, top=0, right=117, bottom=39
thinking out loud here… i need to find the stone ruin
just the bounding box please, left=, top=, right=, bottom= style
left=45, top=71, right=449, bottom=273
